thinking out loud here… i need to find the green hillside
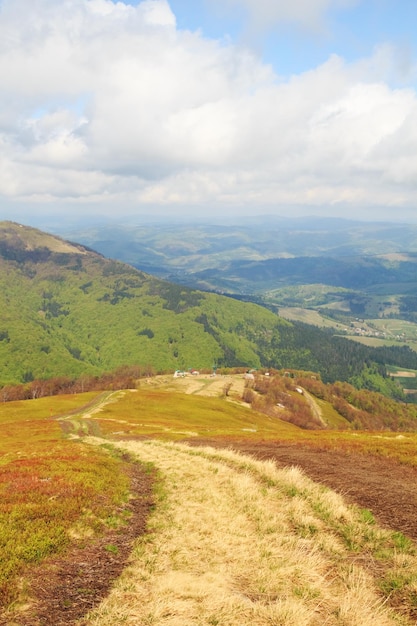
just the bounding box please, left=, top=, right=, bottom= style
left=1, top=221, right=416, bottom=396
left=0, top=221, right=292, bottom=385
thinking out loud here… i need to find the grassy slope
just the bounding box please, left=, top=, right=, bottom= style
left=86, top=377, right=417, bottom=452
left=2, top=382, right=417, bottom=624
left=0, top=392, right=132, bottom=608
left=86, top=438, right=412, bottom=626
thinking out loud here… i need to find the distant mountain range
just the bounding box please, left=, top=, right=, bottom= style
left=54, top=216, right=417, bottom=279
left=0, top=220, right=416, bottom=397
left=49, top=215, right=417, bottom=324
left=190, top=253, right=417, bottom=294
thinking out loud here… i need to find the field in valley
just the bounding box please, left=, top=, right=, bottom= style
left=1, top=375, right=417, bottom=625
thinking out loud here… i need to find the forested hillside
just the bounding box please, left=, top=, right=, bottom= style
left=0, top=222, right=291, bottom=384
left=1, top=221, right=416, bottom=397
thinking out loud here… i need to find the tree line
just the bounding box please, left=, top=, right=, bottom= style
left=0, top=365, right=157, bottom=403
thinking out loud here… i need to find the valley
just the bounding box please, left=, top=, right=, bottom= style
left=56, top=216, right=417, bottom=358
left=4, top=220, right=417, bottom=401
left=278, top=307, right=417, bottom=348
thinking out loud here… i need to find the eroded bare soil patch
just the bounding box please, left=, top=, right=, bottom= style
left=186, top=438, right=417, bottom=541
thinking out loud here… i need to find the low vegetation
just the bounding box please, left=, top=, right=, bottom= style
left=2, top=375, right=417, bottom=624
left=70, top=439, right=417, bottom=625
left=246, top=370, right=417, bottom=431
left=64, top=374, right=417, bottom=460
left=0, top=393, right=134, bottom=609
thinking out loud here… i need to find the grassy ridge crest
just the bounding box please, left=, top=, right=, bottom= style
left=2, top=382, right=417, bottom=623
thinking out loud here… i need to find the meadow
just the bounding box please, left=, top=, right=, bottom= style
left=84, top=439, right=417, bottom=626
left=0, top=393, right=135, bottom=611
left=1, top=375, right=417, bottom=625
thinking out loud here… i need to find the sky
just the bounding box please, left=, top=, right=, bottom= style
left=0, top=0, right=416, bottom=225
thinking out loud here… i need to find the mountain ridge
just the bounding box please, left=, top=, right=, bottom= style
left=0, top=221, right=289, bottom=384
left=0, top=221, right=415, bottom=398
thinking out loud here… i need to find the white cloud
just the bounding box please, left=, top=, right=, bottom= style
left=139, top=0, right=176, bottom=26
left=0, top=0, right=416, bottom=220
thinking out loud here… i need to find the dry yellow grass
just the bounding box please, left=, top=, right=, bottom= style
left=81, top=439, right=411, bottom=626
left=165, top=373, right=246, bottom=399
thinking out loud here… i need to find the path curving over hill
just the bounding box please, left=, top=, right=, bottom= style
left=7, top=378, right=417, bottom=626
left=80, top=439, right=410, bottom=625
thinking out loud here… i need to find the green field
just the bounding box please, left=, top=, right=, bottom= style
left=279, top=306, right=417, bottom=353
left=278, top=306, right=348, bottom=329
left=372, top=318, right=417, bottom=341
